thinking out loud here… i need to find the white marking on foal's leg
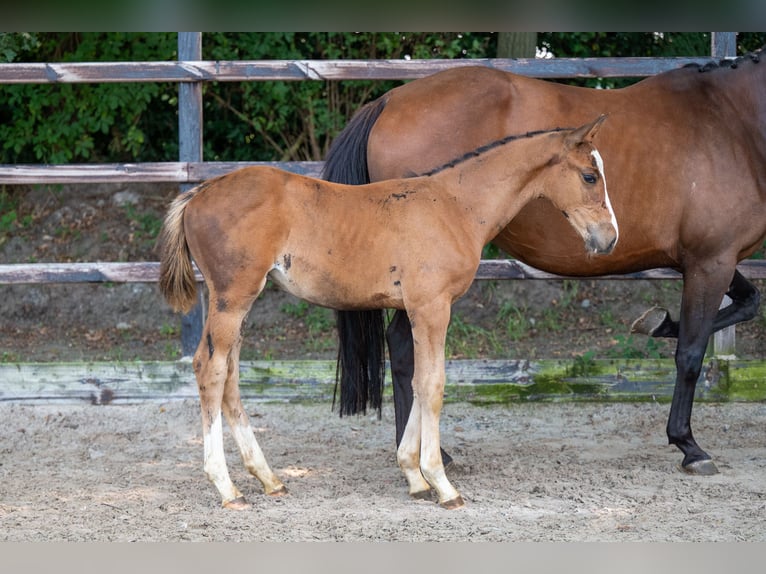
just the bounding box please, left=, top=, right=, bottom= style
left=397, top=399, right=432, bottom=498
left=229, top=418, right=286, bottom=495
left=203, top=411, right=243, bottom=505
left=591, top=149, right=619, bottom=247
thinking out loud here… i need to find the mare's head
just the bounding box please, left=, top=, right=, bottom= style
left=539, top=115, right=618, bottom=255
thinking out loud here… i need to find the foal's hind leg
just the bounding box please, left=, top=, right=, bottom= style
left=221, top=328, right=287, bottom=500
left=194, top=306, right=246, bottom=508
left=195, top=293, right=281, bottom=509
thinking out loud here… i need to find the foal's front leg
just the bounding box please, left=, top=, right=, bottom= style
left=196, top=303, right=284, bottom=509
left=397, top=394, right=432, bottom=499
left=398, top=298, right=464, bottom=509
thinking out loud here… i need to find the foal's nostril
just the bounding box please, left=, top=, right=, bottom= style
left=587, top=224, right=618, bottom=255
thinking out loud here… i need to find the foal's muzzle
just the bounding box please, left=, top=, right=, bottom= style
left=586, top=222, right=618, bottom=255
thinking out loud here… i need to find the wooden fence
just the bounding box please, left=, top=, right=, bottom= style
left=1, top=32, right=764, bottom=358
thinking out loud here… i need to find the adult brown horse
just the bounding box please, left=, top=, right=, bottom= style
left=159, top=117, right=616, bottom=509
left=325, top=48, right=766, bottom=476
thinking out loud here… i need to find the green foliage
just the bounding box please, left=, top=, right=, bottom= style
left=0, top=32, right=759, bottom=164
left=0, top=32, right=40, bottom=63
left=568, top=350, right=598, bottom=377
left=0, top=32, right=177, bottom=163
left=0, top=187, right=31, bottom=233
left=497, top=301, right=530, bottom=341
left=199, top=32, right=495, bottom=161
left=446, top=314, right=502, bottom=358
left=123, top=204, right=163, bottom=243
left=280, top=300, right=334, bottom=335
left=606, top=334, right=665, bottom=360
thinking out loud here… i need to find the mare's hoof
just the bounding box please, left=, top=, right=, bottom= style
left=440, top=495, right=465, bottom=510
left=267, top=485, right=289, bottom=497
left=223, top=496, right=251, bottom=510
left=410, top=489, right=433, bottom=501
left=630, top=306, right=669, bottom=336
left=680, top=459, right=719, bottom=476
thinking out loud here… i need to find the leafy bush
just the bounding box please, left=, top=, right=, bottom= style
left=1, top=32, right=762, bottom=164
left=0, top=32, right=494, bottom=164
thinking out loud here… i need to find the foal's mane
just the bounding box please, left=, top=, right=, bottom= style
left=419, top=126, right=569, bottom=177
left=684, top=44, right=764, bottom=73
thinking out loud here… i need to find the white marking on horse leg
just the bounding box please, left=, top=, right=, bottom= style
left=203, top=411, right=243, bottom=505
left=591, top=149, right=619, bottom=247
left=420, top=423, right=461, bottom=506
left=397, top=399, right=431, bottom=497
left=418, top=378, right=462, bottom=507
left=229, top=418, right=286, bottom=495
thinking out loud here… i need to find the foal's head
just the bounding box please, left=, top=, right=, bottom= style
left=540, top=115, right=618, bottom=255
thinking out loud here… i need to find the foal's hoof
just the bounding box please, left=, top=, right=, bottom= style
left=440, top=495, right=465, bottom=510
left=680, top=459, right=719, bottom=476
left=223, top=496, right=251, bottom=510
left=267, top=485, right=289, bottom=497
left=630, top=306, right=670, bottom=336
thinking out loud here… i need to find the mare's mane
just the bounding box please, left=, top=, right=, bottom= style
left=684, top=44, right=763, bottom=73
left=420, top=126, right=570, bottom=177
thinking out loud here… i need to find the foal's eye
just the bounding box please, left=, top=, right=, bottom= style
left=582, top=172, right=598, bottom=185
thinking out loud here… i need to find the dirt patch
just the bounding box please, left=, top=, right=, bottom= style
left=1, top=399, right=764, bottom=541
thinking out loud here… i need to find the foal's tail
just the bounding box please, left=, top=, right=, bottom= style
left=158, top=190, right=199, bottom=314
left=323, top=97, right=388, bottom=417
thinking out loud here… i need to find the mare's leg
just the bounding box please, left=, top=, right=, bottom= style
left=632, top=270, right=760, bottom=338
left=221, top=318, right=287, bottom=502
left=194, top=303, right=252, bottom=508
left=387, top=310, right=453, bottom=467
left=667, top=263, right=737, bottom=475
left=398, top=298, right=463, bottom=509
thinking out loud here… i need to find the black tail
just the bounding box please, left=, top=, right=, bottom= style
left=323, top=97, right=388, bottom=417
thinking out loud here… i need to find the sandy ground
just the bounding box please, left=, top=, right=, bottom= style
left=1, top=398, right=764, bottom=542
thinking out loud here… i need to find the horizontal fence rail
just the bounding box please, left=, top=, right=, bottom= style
left=0, top=161, right=324, bottom=184
left=2, top=259, right=766, bottom=285
left=0, top=56, right=719, bottom=84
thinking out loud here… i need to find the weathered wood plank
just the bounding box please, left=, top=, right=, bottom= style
left=2, top=358, right=763, bottom=405
left=0, top=162, right=190, bottom=184
left=0, top=161, right=323, bottom=184
left=0, top=262, right=175, bottom=284
left=2, top=260, right=765, bottom=285
left=475, top=260, right=685, bottom=280
left=188, top=161, right=324, bottom=180
left=0, top=57, right=717, bottom=85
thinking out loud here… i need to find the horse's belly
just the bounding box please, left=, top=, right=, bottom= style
left=267, top=267, right=403, bottom=311
left=495, top=200, right=675, bottom=276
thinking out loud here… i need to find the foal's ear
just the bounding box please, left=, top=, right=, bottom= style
left=565, top=114, right=608, bottom=147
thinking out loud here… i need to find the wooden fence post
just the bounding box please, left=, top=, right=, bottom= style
left=711, top=32, right=737, bottom=58
left=177, top=32, right=205, bottom=357
left=710, top=32, right=738, bottom=358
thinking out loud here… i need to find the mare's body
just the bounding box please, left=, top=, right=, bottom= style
left=325, top=51, right=766, bottom=474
